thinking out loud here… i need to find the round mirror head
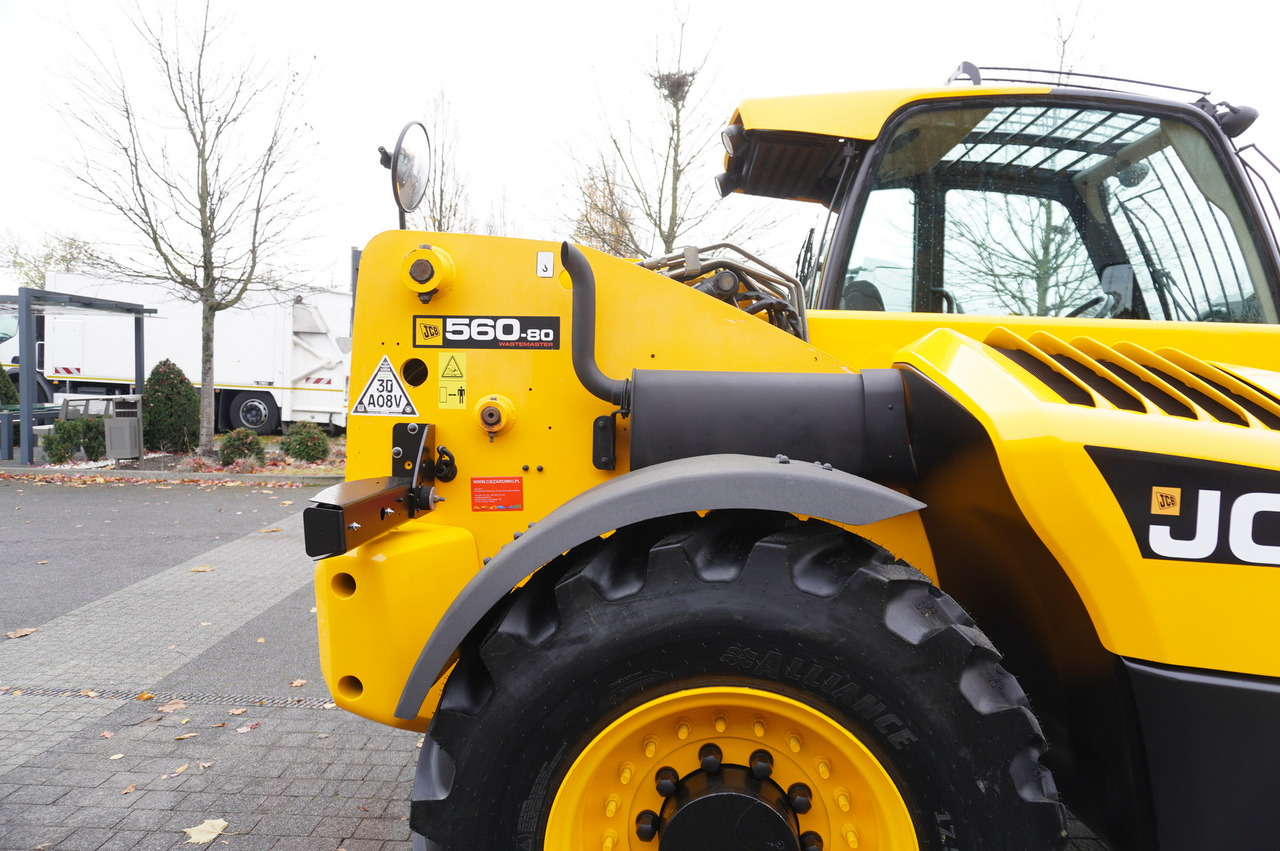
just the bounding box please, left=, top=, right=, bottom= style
left=392, top=121, right=431, bottom=214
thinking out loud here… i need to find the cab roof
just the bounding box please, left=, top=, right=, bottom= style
left=730, top=85, right=1050, bottom=140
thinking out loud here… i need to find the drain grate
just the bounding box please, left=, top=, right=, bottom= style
left=0, top=685, right=336, bottom=709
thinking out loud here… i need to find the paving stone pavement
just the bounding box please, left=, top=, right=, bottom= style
left=0, top=480, right=1112, bottom=851
left=0, top=505, right=420, bottom=851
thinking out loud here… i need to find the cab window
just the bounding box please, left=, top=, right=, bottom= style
left=830, top=101, right=1277, bottom=322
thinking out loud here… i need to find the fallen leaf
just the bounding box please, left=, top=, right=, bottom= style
left=260, top=527, right=282, bottom=533
left=227, top=708, right=247, bottom=715
left=199, top=622, right=212, bottom=626
left=316, top=733, right=329, bottom=739
left=137, top=692, right=154, bottom=701
left=157, top=699, right=188, bottom=713
left=198, top=761, right=213, bottom=769
left=280, top=500, right=293, bottom=506
left=256, top=637, right=264, bottom=644
left=182, top=818, right=229, bottom=844
left=416, top=737, right=424, bottom=748
left=174, top=733, right=198, bottom=740
left=189, top=566, right=214, bottom=573
left=4, top=628, right=37, bottom=639
left=109, top=753, right=124, bottom=760
left=289, top=679, right=307, bottom=687
left=11, top=689, right=21, bottom=696
left=358, top=805, right=369, bottom=812
left=162, top=762, right=190, bottom=778
left=100, top=730, right=114, bottom=738
left=122, top=783, right=136, bottom=795
left=81, top=689, right=99, bottom=697
left=236, top=721, right=260, bottom=734
left=36, top=560, right=49, bottom=565
left=310, top=607, right=317, bottom=613
left=181, top=718, right=191, bottom=725
left=169, top=645, right=176, bottom=650
left=210, top=723, right=226, bottom=728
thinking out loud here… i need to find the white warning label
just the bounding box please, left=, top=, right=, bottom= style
left=351, top=355, right=418, bottom=416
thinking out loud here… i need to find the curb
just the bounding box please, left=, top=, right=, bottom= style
left=0, top=463, right=342, bottom=487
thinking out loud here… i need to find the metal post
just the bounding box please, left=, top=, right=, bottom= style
left=18, top=287, right=36, bottom=465
left=134, top=314, right=145, bottom=392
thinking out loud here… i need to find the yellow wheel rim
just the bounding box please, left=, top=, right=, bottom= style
left=546, top=686, right=918, bottom=850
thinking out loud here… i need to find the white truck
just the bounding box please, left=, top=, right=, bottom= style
left=0, top=273, right=351, bottom=434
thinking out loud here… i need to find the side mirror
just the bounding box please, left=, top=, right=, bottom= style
left=381, top=122, right=431, bottom=229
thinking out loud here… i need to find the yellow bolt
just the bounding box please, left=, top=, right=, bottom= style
left=644, top=737, right=658, bottom=758
left=843, top=824, right=860, bottom=848
left=619, top=764, right=633, bottom=785
left=816, top=758, right=831, bottom=779
left=788, top=733, right=802, bottom=753
left=603, top=831, right=617, bottom=851
left=836, top=788, right=851, bottom=811
left=715, top=715, right=728, bottom=733
left=752, top=719, right=765, bottom=737
left=677, top=720, right=691, bottom=740
left=605, top=797, right=619, bottom=818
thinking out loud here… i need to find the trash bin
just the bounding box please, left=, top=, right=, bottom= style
left=105, top=395, right=143, bottom=460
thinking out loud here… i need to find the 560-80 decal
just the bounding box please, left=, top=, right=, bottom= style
left=413, top=315, right=560, bottom=349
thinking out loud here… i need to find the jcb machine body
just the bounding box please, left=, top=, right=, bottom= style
left=305, top=66, right=1280, bottom=850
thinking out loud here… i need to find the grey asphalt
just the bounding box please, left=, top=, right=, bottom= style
left=0, top=477, right=419, bottom=851
left=0, top=473, right=1111, bottom=851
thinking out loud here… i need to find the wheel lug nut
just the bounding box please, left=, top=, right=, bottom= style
left=749, top=749, right=774, bottom=780
left=655, top=766, right=679, bottom=797
left=800, top=831, right=824, bottom=851
left=788, top=782, right=813, bottom=814
left=635, top=809, right=661, bottom=842
left=699, top=742, right=723, bottom=773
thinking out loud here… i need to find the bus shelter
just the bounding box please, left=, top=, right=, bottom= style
left=0, top=287, right=154, bottom=464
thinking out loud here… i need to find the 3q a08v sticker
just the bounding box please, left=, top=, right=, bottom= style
left=351, top=355, right=418, bottom=417
left=413, top=315, right=560, bottom=350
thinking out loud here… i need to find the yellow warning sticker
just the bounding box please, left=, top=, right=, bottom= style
left=1151, top=486, right=1181, bottom=515
left=438, top=352, right=467, bottom=409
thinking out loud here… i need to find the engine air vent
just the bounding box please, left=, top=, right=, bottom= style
left=984, top=327, right=1280, bottom=430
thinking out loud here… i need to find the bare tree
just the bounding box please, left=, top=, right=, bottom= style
left=65, top=1, right=306, bottom=453
left=411, top=92, right=477, bottom=234
left=3, top=235, right=97, bottom=289
left=571, top=156, right=644, bottom=257
left=572, top=23, right=724, bottom=258
left=945, top=194, right=1097, bottom=315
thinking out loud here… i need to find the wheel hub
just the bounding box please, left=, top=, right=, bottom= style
left=655, top=764, right=799, bottom=851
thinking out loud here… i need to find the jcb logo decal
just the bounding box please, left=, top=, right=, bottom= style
left=414, top=318, right=443, bottom=346
left=1089, top=446, right=1280, bottom=567
left=1150, top=489, right=1280, bottom=564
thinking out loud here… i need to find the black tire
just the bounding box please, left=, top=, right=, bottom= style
left=228, top=391, right=279, bottom=435
left=413, top=511, right=1066, bottom=850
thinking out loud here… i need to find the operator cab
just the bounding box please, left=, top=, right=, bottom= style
left=720, top=69, right=1280, bottom=325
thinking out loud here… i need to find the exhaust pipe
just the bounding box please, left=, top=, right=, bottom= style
left=561, top=242, right=630, bottom=409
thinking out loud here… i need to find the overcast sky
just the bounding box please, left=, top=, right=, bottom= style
left=2, top=0, right=1277, bottom=293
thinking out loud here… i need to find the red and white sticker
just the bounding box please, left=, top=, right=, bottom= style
left=471, top=477, right=523, bottom=511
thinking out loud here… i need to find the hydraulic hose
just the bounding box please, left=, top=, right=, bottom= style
left=561, top=242, right=630, bottom=409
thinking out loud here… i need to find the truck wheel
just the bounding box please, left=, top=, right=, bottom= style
left=413, top=512, right=1066, bottom=851
left=228, top=391, right=279, bottom=435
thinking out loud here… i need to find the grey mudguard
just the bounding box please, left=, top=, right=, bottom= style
left=393, top=452, right=924, bottom=720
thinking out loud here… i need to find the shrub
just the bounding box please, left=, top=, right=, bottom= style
left=142, top=359, right=199, bottom=453
left=40, top=417, right=107, bottom=463
left=280, top=421, right=330, bottom=463
left=220, top=427, right=265, bottom=466
left=80, top=417, right=106, bottom=462
left=42, top=419, right=84, bottom=464
left=0, top=368, right=17, bottom=406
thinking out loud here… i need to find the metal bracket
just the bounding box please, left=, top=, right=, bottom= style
left=391, top=422, right=436, bottom=516
left=592, top=410, right=623, bottom=471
